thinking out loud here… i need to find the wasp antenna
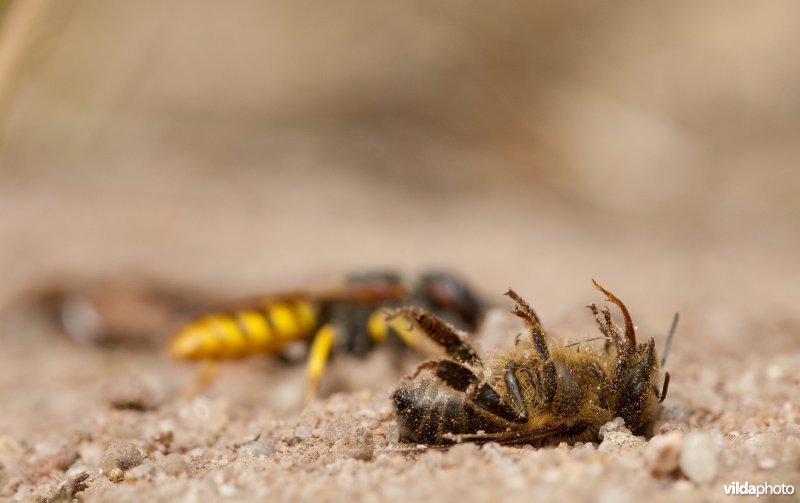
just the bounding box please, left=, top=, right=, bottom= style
left=660, top=312, right=679, bottom=368
left=591, top=279, right=636, bottom=350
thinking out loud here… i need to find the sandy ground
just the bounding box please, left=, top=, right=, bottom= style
left=1, top=2, right=800, bottom=501
left=0, top=163, right=798, bottom=503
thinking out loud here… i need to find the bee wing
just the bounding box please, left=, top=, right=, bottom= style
left=445, top=422, right=588, bottom=446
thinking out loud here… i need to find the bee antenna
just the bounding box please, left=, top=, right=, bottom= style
left=660, top=313, right=679, bottom=367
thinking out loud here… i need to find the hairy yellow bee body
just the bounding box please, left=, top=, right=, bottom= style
left=392, top=281, right=676, bottom=446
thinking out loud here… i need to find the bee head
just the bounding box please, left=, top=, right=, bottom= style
left=615, top=337, right=670, bottom=433
left=592, top=280, right=676, bottom=433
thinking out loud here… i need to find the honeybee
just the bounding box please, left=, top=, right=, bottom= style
left=169, top=271, right=483, bottom=400
left=391, top=280, right=677, bottom=445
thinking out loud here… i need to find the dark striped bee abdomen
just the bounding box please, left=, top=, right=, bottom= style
left=392, top=372, right=492, bottom=444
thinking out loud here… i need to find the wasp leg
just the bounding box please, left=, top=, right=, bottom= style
left=182, top=359, right=220, bottom=398
left=368, top=308, right=426, bottom=353
left=389, top=307, right=482, bottom=366
left=506, top=289, right=557, bottom=403
left=364, top=308, right=443, bottom=363
left=305, top=324, right=337, bottom=403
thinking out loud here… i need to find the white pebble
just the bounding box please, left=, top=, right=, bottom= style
left=679, top=432, right=718, bottom=483
left=187, top=447, right=205, bottom=458
left=646, top=431, right=683, bottom=477
left=758, top=457, right=776, bottom=469
left=218, top=484, right=236, bottom=497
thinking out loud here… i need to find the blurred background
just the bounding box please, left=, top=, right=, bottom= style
left=0, top=1, right=798, bottom=427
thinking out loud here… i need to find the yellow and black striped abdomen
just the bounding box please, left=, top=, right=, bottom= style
left=169, top=300, right=318, bottom=360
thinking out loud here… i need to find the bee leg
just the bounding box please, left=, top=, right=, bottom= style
left=591, top=280, right=642, bottom=392
left=592, top=279, right=636, bottom=349
left=505, top=289, right=548, bottom=358
left=587, top=304, right=621, bottom=355
left=429, top=359, right=527, bottom=423
left=426, top=362, right=527, bottom=425
left=433, top=359, right=478, bottom=391
left=471, top=381, right=528, bottom=423
left=506, top=289, right=557, bottom=403
left=389, top=307, right=482, bottom=366
left=504, top=362, right=529, bottom=420
left=305, top=324, right=337, bottom=403
left=588, top=304, right=632, bottom=392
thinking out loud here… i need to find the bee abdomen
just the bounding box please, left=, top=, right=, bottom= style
left=169, top=301, right=317, bottom=359
left=393, top=378, right=490, bottom=445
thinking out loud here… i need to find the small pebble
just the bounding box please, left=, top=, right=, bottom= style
left=599, top=427, right=644, bottom=451
left=598, top=418, right=630, bottom=440
left=757, top=457, right=776, bottom=469
left=765, top=364, right=784, bottom=381
left=294, top=426, right=313, bottom=440
left=161, top=453, right=190, bottom=476
left=442, top=442, right=480, bottom=467
left=187, top=447, right=205, bottom=458
left=645, top=431, right=683, bottom=477
left=218, top=484, right=236, bottom=497
left=101, top=441, right=143, bottom=473
left=333, top=427, right=375, bottom=461
left=125, top=461, right=158, bottom=481
left=108, top=467, right=124, bottom=483
left=105, top=376, right=162, bottom=411
left=679, top=432, right=718, bottom=483
left=237, top=441, right=275, bottom=458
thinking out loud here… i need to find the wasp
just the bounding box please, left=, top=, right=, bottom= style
left=391, top=279, right=677, bottom=445
left=168, top=271, right=483, bottom=401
